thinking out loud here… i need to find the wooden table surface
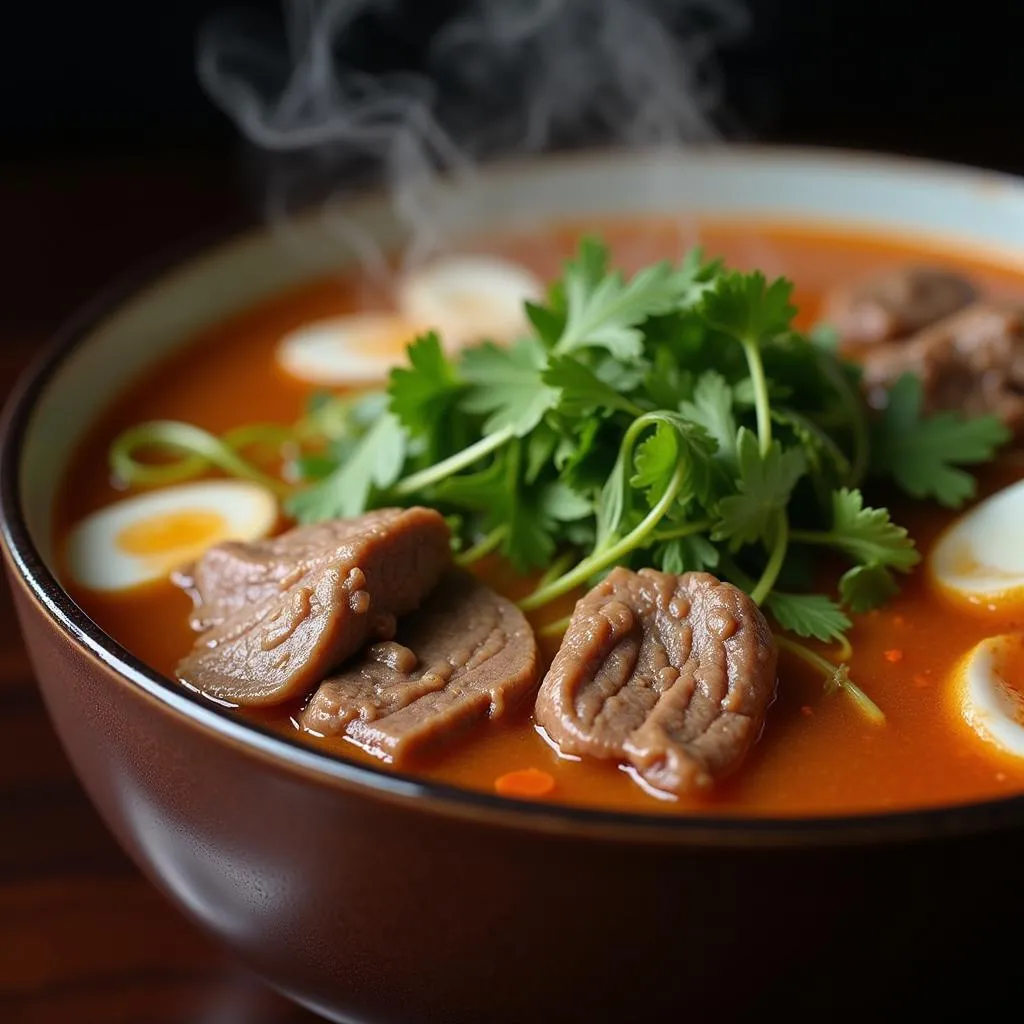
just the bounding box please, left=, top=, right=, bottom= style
left=0, top=159, right=321, bottom=1024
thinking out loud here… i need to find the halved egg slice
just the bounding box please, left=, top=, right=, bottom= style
left=955, top=633, right=1024, bottom=759
left=65, top=480, right=278, bottom=593
left=276, top=313, right=420, bottom=385
left=396, top=254, right=544, bottom=351
left=928, top=479, right=1024, bottom=608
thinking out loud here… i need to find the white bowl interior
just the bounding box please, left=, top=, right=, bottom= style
left=20, top=146, right=1024, bottom=569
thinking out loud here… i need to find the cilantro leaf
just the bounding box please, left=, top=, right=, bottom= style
left=593, top=354, right=649, bottom=392
left=713, top=428, right=806, bottom=549
left=460, top=337, right=556, bottom=437
left=554, top=417, right=612, bottom=498
left=537, top=480, right=593, bottom=522
left=290, top=452, right=337, bottom=482
left=637, top=415, right=718, bottom=511
left=657, top=533, right=720, bottom=574
left=772, top=407, right=852, bottom=486
left=525, top=422, right=559, bottom=484
left=630, top=421, right=680, bottom=505
left=871, top=374, right=1010, bottom=507
left=286, top=412, right=406, bottom=522
left=839, top=563, right=900, bottom=613
left=301, top=390, right=387, bottom=442
left=644, top=343, right=695, bottom=409
left=675, top=246, right=725, bottom=304
left=435, top=443, right=553, bottom=571
left=826, top=488, right=920, bottom=570
left=505, top=506, right=557, bottom=571
left=702, top=271, right=796, bottom=345
left=555, top=238, right=700, bottom=359
left=680, top=371, right=738, bottom=467
left=525, top=300, right=565, bottom=348
left=808, top=322, right=841, bottom=351
left=387, top=332, right=463, bottom=438
left=543, top=354, right=642, bottom=417
left=765, top=591, right=852, bottom=644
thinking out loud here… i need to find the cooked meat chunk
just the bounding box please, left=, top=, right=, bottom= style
left=301, top=571, right=539, bottom=763
left=534, top=568, right=777, bottom=796
left=175, top=508, right=451, bottom=706
left=821, top=267, right=976, bottom=347
left=860, top=302, right=1024, bottom=436
left=175, top=508, right=447, bottom=632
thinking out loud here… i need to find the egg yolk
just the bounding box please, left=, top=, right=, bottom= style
left=443, top=290, right=496, bottom=318
left=349, top=320, right=419, bottom=362
left=945, top=540, right=1021, bottom=581
left=116, top=509, right=226, bottom=558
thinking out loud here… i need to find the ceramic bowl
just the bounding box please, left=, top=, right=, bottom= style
left=3, top=147, right=1024, bottom=1021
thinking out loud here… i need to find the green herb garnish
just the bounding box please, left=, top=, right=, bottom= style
left=110, top=237, right=1011, bottom=721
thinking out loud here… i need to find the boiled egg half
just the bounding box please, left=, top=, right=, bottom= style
left=955, top=633, right=1024, bottom=759
left=928, top=479, right=1024, bottom=608
left=396, top=254, right=544, bottom=352
left=276, top=313, right=420, bottom=386
left=65, top=480, right=278, bottom=593
left=275, top=256, right=544, bottom=386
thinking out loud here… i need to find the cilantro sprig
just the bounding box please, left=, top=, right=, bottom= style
left=109, top=237, right=1010, bottom=723
left=870, top=374, right=1011, bottom=507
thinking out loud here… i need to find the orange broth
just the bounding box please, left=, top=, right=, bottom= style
left=54, top=217, right=1024, bottom=816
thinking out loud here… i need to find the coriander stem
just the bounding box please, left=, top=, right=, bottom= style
left=741, top=339, right=773, bottom=454
left=519, top=462, right=687, bottom=611
left=834, top=632, right=853, bottom=663
left=394, top=427, right=513, bottom=496
left=651, top=520, right=714, bottom=543
left=615, top=396, right=649, bottom=419
left=595, top=409, right=681, bottom=550
left=775, top=635, right=885, bottom=724
left=842, top=678, right=885, bottom=723
left=750, top=513, right=789, bottom=606
left=455, top=525, right=508, bottom=566
left=538, top=550, right=577, bottom=588
left=788, top=528, right=833, bottom=546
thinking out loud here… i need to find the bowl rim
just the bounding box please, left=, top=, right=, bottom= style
left=5, top=142, right=1024, bottom=846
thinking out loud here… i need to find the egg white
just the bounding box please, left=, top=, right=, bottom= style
left=396, top=254, right=543, bottom=351
left=956, top=633, right=1024, bottom=759
left=276, top=313, right=419, bottom=385
left=928, top=479, right=1024, bottom=607
left=65, top=480, right=278, bottom=593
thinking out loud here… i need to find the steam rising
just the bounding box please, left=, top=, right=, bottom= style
left=197, top=0, right=749, bottom=264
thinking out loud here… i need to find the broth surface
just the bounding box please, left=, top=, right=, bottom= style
left=55, top=217, right=1024, bottom=816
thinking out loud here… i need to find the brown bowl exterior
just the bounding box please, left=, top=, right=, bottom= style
left=7, top=560, right=1024, bottom=1021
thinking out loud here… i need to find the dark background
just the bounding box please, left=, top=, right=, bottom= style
left=6, top=0, right=1024, bottom=170
left=4, top=0, right=1024, bottom=327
